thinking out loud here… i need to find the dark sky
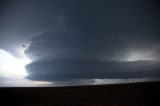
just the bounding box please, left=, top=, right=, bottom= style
left=0, top=0, right=160, bottom=82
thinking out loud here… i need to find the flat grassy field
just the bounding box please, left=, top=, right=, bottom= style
left=0, top=81, right=160, bottom=106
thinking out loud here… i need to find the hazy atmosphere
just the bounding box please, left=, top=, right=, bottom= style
left=0, top=0, right=160, bottom=87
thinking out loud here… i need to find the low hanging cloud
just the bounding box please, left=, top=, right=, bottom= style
left=0, top=0, right=157, bottom=82
left=26, top=58, right=160, bottom=81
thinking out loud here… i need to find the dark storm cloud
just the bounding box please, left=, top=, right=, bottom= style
left=0, top=0, right=67, bottom=58
left=0, top=0, right=160, bottom=81
left=26, top=59, right=160, bottom=81
left=25, top=0, right=160, bottom=81
left=25, top=0, right=160, bottom=60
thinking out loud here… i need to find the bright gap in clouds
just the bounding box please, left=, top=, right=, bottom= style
left=122, top=50, right=158, bottom=62
left=0, top=49, right=30, bottom=78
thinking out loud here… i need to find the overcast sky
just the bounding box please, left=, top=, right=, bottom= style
left=0, top=0, right=160, bottom=86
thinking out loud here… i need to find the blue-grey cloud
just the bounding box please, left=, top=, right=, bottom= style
left=24, top=0, right=160, bottom=81
left=0, top=0, right=159, bottom=82
left=26, top=59, right=160, bottom=81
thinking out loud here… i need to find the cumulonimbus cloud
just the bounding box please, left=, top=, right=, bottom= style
left=21, top=0, right=160, bottom=81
